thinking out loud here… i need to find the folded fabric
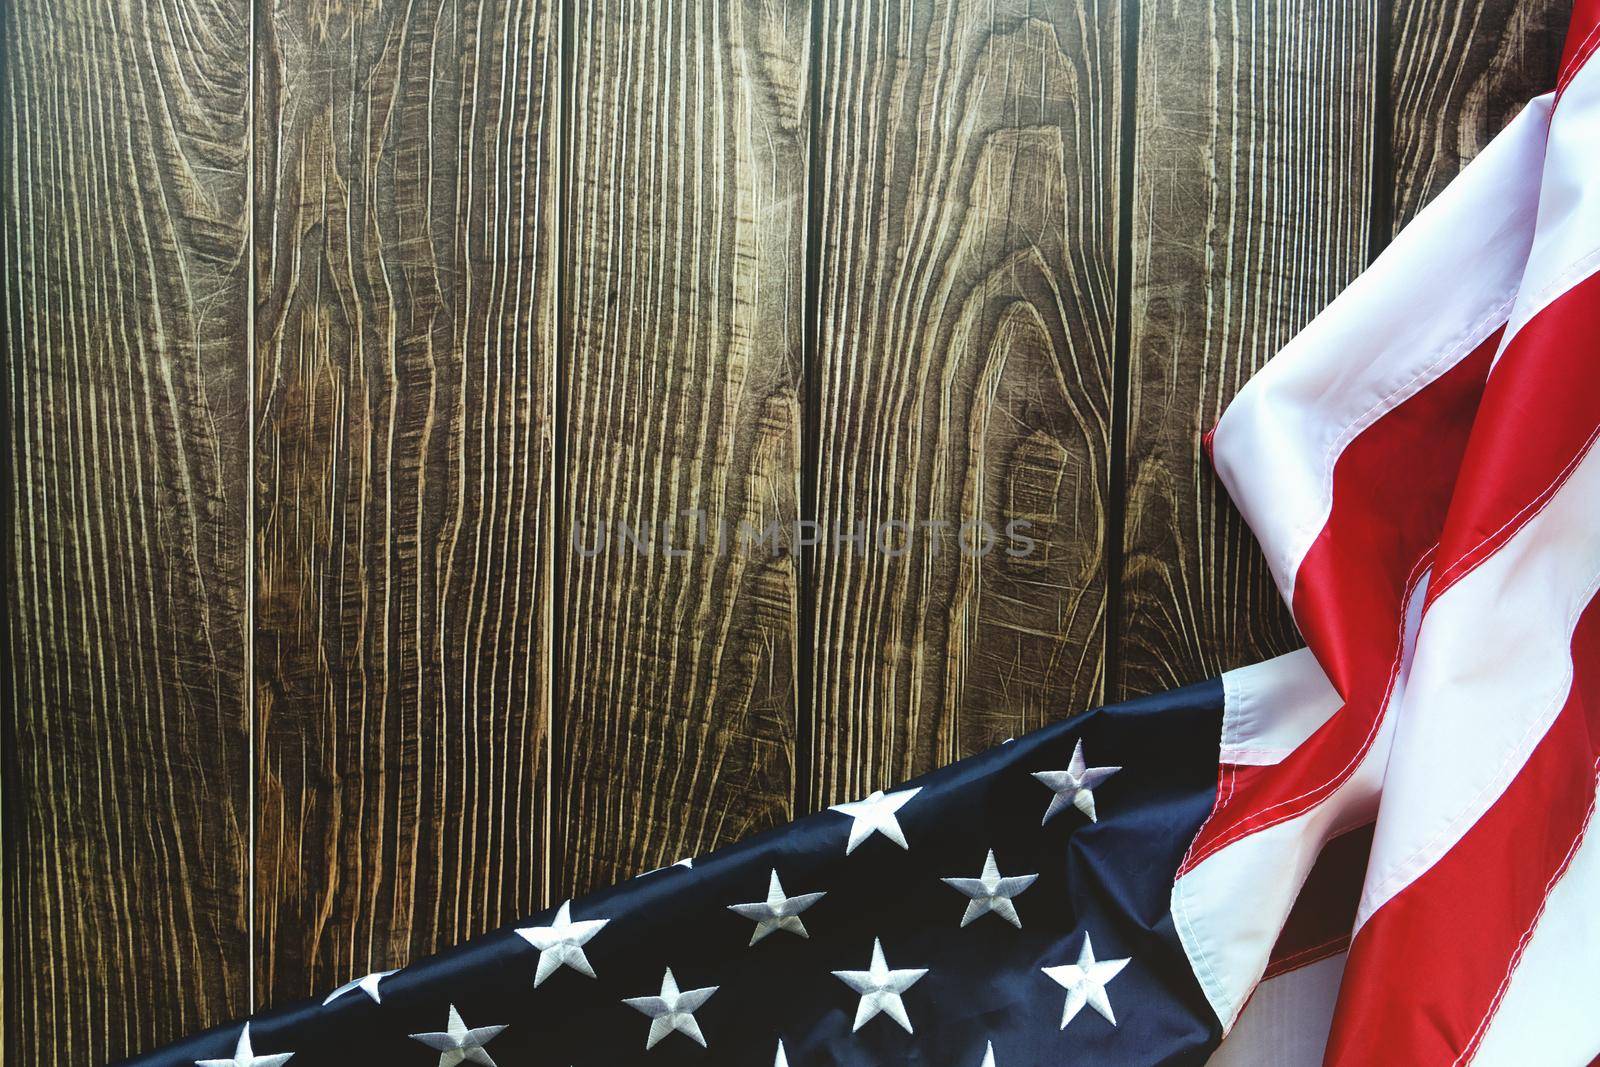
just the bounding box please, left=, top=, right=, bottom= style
left=1181, top=2, right=1600, bottom=1060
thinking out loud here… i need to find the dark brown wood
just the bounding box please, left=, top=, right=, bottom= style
left=251, top=0, right=559, bottom=1005
left=1390, top=0, right=1571, bottom=231
left=554, top=0, right=810, bottom=895
left=1115, top=1, right=1381, bottom=698
left=807, top=0, right=1121, bottom=806
left=2, top=0, right=253, bottom=1059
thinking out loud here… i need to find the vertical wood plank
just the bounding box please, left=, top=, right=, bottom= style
left=1389, top=0, right=1569, bottom=232
left=1116, top=0, right=1379, bottom=698
left=252, top=0, right=559, bottom=1003
left=808, top=0, right=1121, bottom=805
left=3, top=0, right=252, bottom=1059
left=557, top=0, right=810, bottom=894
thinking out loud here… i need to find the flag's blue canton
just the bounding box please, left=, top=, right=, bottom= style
left=124, top=679, right=1226, bottom=1067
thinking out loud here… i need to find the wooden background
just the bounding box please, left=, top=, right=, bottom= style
left=0, top=0, right=1569, bottom=1060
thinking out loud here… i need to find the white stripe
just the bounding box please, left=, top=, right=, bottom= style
left=1220, top=649, right=1342, bottom=766
left=1499, top=56, right=1600, bottom=353
left=1468, top=782, right=1600, bottom=1067
left=1209, top=98, right=1548, bottom=605
left=1177, top=579, right=1427, bottom=1028
left=1355, top=435, right=1600, bottom=929
left=1180, top=650, right=1351, bottom=1026
left=1175, top=722, right=1384, bottom=1030
left=1207, top=952, right=1347, bottom=1067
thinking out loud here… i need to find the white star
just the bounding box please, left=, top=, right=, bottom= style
left=774, top=1039, right=790, bottom=1066
left=980, top=1041, right=997, bottom=1067
left=1032, top=739, right=1121, bottom=823
left=408, top=1004, right=507, bottom=1067
left=622, top=967, right=720, bottom=1050
left=196, top=1023, right=294, bottom=1067
left=941, top=850, right=1038, bottom=928
left=515, top=899, right=609, bottom=986
left=829, top=787, right=921, bottom=853
left=831, top=938, right=929, bottom=1033
left=321, top=968, right=397, bottom=1005
left=1042, top=932, right=1131, bottom=1028
left=728, top=869, right=827, bottom=944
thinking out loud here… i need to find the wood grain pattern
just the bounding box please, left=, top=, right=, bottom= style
left=554, top=0, right=810, bottom=894
left=1389, top=0, right=1570, bottom=231
left=1115, top=0, right=1380, bottom=698
left=808, top=0, right=1121, bottom=806
left=251, top=0, right=559, bottom=1005
left=2, top=0, right=253, bottom=1059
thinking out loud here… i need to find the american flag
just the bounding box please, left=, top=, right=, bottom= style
left=1182, top=0, right=1600, bottom=1061
left=128, top=1, right=1600, bottom=1063
left=124, top=673, right=1245, bottom=1065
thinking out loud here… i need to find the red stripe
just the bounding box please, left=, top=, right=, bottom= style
left=1324, top=588, right=1600, bottom=1066
left=1325, top=251, right=1600, bottom=1065
left=1182, top=334, right=1497, bottom=873
left=1557, top=0, right=1600, bottom=100
left=1428, top=269, right=1600, bottom=605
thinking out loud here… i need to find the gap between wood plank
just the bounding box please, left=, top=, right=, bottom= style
left=245, top=0, right=259, bottom=1014
left=1371, top=0, right=1397, bottom=262
left=796, top=0, right=828, bottom=823
left=549, top=0, right=573, bottom=916
left=1107, top=0, right=1143, bottom=703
